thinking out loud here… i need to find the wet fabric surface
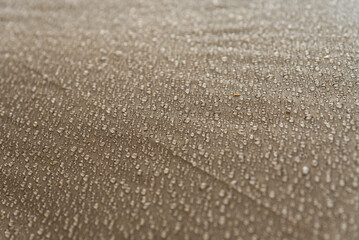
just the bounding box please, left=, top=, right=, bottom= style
left=0, top=0, right=359, bottom=239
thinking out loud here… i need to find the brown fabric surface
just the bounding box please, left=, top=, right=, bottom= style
left=1, top=0, right=359, bottom=239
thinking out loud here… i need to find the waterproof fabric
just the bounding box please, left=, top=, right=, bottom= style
left=1, top=0, right=358, bottom=239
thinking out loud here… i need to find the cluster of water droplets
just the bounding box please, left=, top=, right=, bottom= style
left=0, top=0, right=358, bottom=239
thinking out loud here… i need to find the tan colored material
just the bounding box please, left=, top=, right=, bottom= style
left=1, top=0, right=358, bottom=239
